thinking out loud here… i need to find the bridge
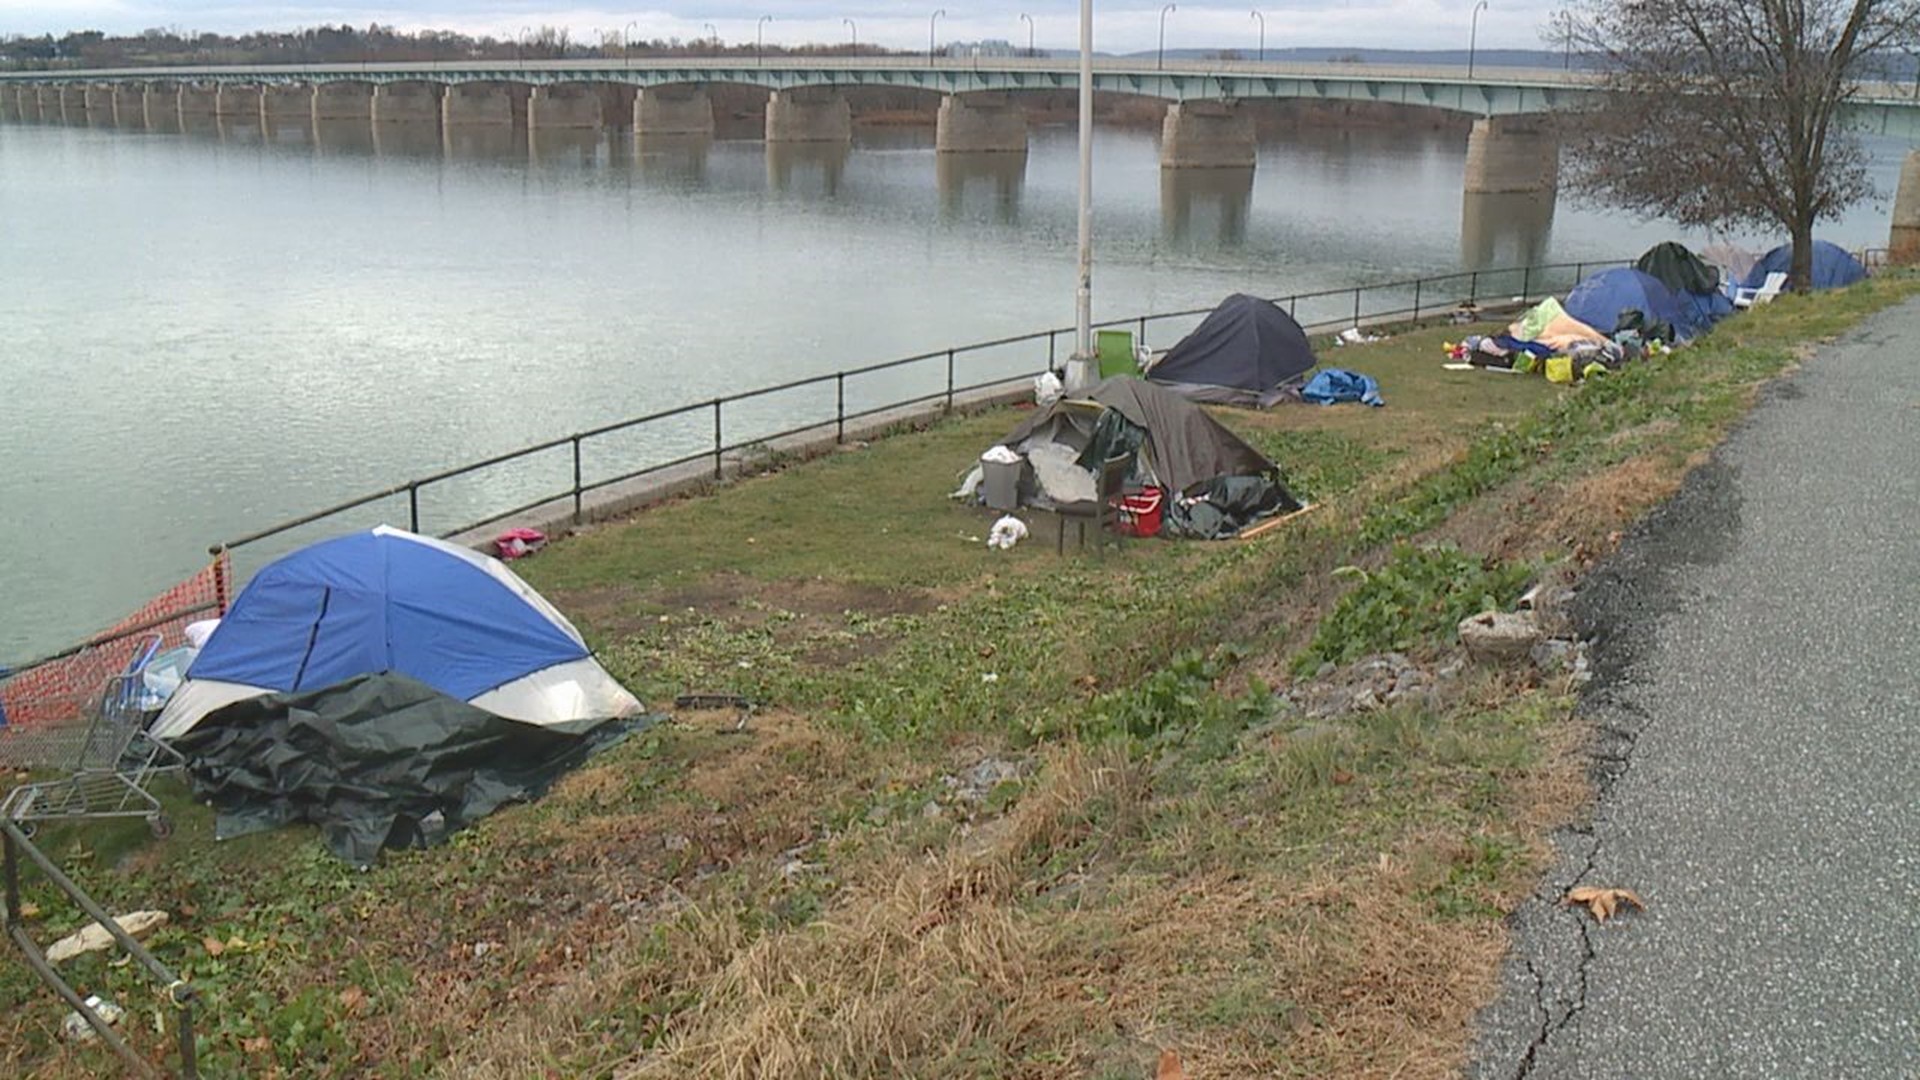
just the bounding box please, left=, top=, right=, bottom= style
left=8, top=57, right=1920, bottom=252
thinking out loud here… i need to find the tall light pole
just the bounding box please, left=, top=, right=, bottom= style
left=1251, top=9, right=1265, bottom=62
left=758, top=15, right=772, bottom=65
left=1468, top=0, right=1488, bottom=78
left=625, top=20, right=638, bottom=66
left=1069, top=0, right=1095, bottom=388
left=1158, top=4, right=1177, bottom=71
left=1021, top=13, right=1035, bottom=57
left=844, top=17, right=857, bottom=52
left=518, top=25, right=532, bottom=64
left=704, top=22, right=718, bottom=43
left=929, top=9, right=946, bottom=66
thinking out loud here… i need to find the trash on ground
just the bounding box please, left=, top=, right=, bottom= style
left=60, top=995, right=125, bottom=1042
left=1032, top=370, right=1064, bottom=407
left=1302, top=368, right=1385, bottom=407
left=45, top=910, right=168, bottom=964
left=1336, top=326, right=1384, bottom=345
left=1565, top=885, right=1646, bottom=923
left=492, top=527, right=547, bottom=560
left=986, top=515, right=1029, bottom=550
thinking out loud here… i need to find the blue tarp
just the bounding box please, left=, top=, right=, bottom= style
left=188, top=529, right=586, bottom=701
left=1743, top=240, right=1867, bottom=292
left=1301, top=369, right=1384, bottom=407
left=1564, top=268, right=1698, bottom=341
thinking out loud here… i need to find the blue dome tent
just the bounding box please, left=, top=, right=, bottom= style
left=1742, top=240, right=1867, bottom=292
left=1563, top=267, right=1697, bottom=341
left=151, top=526, right=639, bottom=741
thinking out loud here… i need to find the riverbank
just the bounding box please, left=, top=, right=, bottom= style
left=3, top=277, right=1913, bottom=1077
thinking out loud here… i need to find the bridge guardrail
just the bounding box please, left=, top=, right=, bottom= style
left=204, top=258, right=1629, bottom=568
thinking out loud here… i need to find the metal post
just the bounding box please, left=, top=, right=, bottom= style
left=407, top=483, right=419, bottom=533
left=1469, top=0, right=1489, bottom=79
left=712, top=398, right=723, bottom=479
left=1522, top=263, right=1532, bottom=300
left=1413, top=278, right=1422, bottom=322
left=1048, top=330, right=1057, bottom=368
left=1159, top=4, right=1177, bottom=70
left=836, top=373, right=846, bottom=443
left=930, top=9, right=946, bottom=66
left=1069, top=0, right=1094, bottom=389
left=1252, top=10, right=1265, bottom=61
left=1137, top=315, right=1147, bottom=345
left=178, top=997, right=198, bottom=1077
left=1575, top=261, right=1584, bottom=282
left=571, top=436, right=583, bottom=524
left=3, top=830, right=18, bottom=933
left=1353, top=286, right=1362, bottom=327
left=945, top=349, right=956, bottom=410
left=1470, top=270, right=1480, bottom=304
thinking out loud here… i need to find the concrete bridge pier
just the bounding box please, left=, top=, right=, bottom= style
left=1463, top=115, right=1559, bottom=194
left=528, top=84, right=603, bottom=130
left=313, top=82, right=373, bottom=122
left=371, top=82, right=443, bottom=125
left=110, top=84, right=147, bottom=127
left=935, top=93, right=1028, bottom=154
left=142, top=84, right=181, bottom=131
left=597, top=84, right=636, bottom=130
left=634, top=86, right=715, bottom=136
left=442, top=82, right=522, bottom=127
left=178, top=83, right=219, bottom=118
left=765, top=88, right=852, bottom=143
left=214, top=84, right=260, bottom=118
left=1888, top=149, right=1920, bottom=264
left=1159, top=101, right=1256, bottom=169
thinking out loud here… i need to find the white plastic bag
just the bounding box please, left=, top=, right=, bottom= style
left=1033, top=371, right=1064, bottom=407
left=986, top=515, right=1029, bottom=551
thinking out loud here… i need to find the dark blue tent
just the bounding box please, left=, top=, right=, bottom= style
left=1743, top=240, right=1867, bottom=292
left=1147, top=293, right=1317, bottom=408
left=1563, top=268, right=1697, bottom=341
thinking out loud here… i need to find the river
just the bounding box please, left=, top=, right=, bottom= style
left=0, top=106, right=1903, bottom=660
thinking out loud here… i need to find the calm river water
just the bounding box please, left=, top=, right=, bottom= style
left=0, top=107, right=1904, bottom=659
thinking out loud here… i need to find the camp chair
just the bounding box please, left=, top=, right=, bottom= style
left=1057, top=454, right=1133, bottom=555
left=1733, top=272, right=1787, bottom=309
left=1095, top=330, right=1136, bottom=379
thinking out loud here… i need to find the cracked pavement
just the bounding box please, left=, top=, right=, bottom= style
left=1469, top=301, right=1920, bottom=1079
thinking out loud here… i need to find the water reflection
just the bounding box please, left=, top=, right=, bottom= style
left=372, top=121, right=445, bottom=160
left=935, top=151, right=1026, bottom=223
left=766, top=141, right=850, bottom=197
left=146, top=107, right=182, bottom=135
left=1460, top=191, right=1557, bottom=272
left=444, top=124, right=527, bottom=164
left=528, top=128, right=601, bottom=169
left=313, top=117, right=376, bottom=157
left=631, top=132, right=711, bottom=184
left=260, top=117, right=312, bottom=147
left=1160, top=166, right=1254, bottom=248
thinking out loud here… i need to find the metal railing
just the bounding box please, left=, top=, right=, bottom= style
left=208, top=259, right=1628, bottom=565
left=4, top=819, right=200, bottom=1078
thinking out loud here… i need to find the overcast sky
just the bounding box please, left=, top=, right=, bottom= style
left=0, top=1, right=1564, bottom=54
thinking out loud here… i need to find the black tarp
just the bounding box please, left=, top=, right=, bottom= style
left=174, top=672, right=652, bottom=866
left=998, top=377, right=1287, bottom=498
left=1163, top=476, right=1302, bottom=539
left=1146, top=294, right=1318, bottom=408
left=1635, top=241, right=1721, bottom=296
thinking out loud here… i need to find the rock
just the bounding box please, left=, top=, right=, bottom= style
left=44, top=910, right=168, bottom=965
left=60, top=996, right=125, bottom=1042
left=920, top=799, right=943, bottom=820
left=1459, top=610, right=1543, bottom=664
left=1315, top=661, right=1337, bottom=679
left=947, top=757, right=1024, bottom=803
left=1350, top=687, right=1384, bottom=712
left=1382, top=652, right=1414, bottom=673
left=1531, top=639, right=1577, bottom=672
left=1436, top=657, right=1467, bottom=680
left=663, top=833, right=691, bottom=853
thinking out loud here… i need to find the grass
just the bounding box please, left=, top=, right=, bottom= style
left=3, top=276, right=1914, bottom=1079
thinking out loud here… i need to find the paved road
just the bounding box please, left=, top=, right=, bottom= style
left=1470, top=300, right=1920, bottom=1079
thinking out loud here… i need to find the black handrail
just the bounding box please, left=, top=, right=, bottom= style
left=207, top=259, right=1626, bottom=559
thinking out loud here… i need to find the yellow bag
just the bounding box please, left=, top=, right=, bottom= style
left=1545, top=355, right=1574, bottom=384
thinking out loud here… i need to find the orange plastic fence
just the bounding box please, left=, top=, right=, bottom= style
left=0, top=552, right=230, bottom=730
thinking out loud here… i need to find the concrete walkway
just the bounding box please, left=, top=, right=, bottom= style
left=1470, top=300, right=1920, bottom=1078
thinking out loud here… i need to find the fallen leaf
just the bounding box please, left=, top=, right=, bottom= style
left=18, top=902, right=40, bottom=919
left=202, top=936, right=225, bottom=957
left=177, top=903, right=198, bottom=918
left=338, top=985, right=367, bottom=1013
left=242, top=1035, right=272, bottom=1055
left=1565, top=885, right=1645, bottom=923
left=1332, top=768, right=1355, bottom=786
left=1156, top=1049, right=1187, bottom=1080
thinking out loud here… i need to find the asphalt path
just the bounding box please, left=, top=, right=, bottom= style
left=1470, top=299, right=1920, bottom=1079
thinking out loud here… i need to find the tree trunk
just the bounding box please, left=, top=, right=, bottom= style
left=1790, top=216, right=1816, bottom=293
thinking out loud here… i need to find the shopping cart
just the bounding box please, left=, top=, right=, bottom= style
left=1, top=635, right=185, bottom=840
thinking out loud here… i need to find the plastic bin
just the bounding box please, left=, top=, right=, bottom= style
left=981, top=456, right=1025, bottom=511
left=1117, top=488, right=1165, bottom=537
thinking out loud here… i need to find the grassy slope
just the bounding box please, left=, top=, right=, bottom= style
left=3, top=280, right=1911, bottom=1079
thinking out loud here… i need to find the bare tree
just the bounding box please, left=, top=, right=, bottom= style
left=1559, top=0, right=1920, bottom=288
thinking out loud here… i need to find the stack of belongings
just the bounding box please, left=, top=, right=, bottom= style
left=1634, top=242, right=1733, bottom=335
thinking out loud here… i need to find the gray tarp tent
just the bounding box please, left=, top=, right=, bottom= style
left=999, top=377, right=1277, bottom=495
left=1146, top=293, right=1318, bottom=407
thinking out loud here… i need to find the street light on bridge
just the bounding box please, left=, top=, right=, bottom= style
left=1251, top=10, right=1265, bottom=62
left=517, top=25, right=532, bottom=65
left=844, top=18, right=857, bottom=52
left=1021, top=13, right=1035, bottom=57
left=1468, top=0, right=1489, bottom=79
left=930, top=9, right=946, bottom=67
left=758, top=15, right=773, bottom=65
left=625, top=21, right=638, bottom=67
left=1159, top=4, right=1177, bottom=71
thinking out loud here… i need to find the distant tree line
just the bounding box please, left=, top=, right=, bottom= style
left=0, top=25, right=905, bottom=69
